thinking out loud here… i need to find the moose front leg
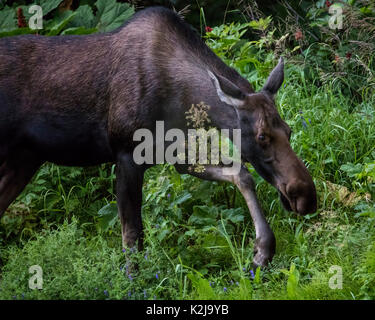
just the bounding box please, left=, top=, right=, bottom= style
left=177, top=164, right=276, bottom=267
left=116, top=153, right=145, bottom=251
left=233, top=167, right=276, bottom=267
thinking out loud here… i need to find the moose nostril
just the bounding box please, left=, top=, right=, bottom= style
left=286, top=183, right=299, bottom=198
left=285, top=180, right=317, bottom=214
left=264, top=157, right=273, bottom=164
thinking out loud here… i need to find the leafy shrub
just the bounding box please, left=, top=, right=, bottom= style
left=341, top=151, right=375, bottom=195
left=0, top=219, right=130, bottom=300
left=0, top=0, right=134, bottom=37
left=268, top=0, right=375, bottom=104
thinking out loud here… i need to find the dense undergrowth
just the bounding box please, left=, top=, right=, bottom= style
left=0, top=0, right=374, bottom=300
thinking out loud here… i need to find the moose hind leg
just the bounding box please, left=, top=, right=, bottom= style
left=116, top=152, right=145, bottom=251
left=0, top=160, right=41, bottom=217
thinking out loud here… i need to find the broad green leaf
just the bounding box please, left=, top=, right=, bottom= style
left=0, top=7, right=16, bottom=32
left=217, top=220, right=234, bottom=235
left=69, top=5, right=95, bottom=29
left=157, top=229, right=169, bottom=242
left=188, top=205, right=217, bottom=226
left=95, top=0, right=134, bottom=33
left=46, top=11, right=77, bottom=36
left=187, top=272, right=215, bottom=299
left=222, top=208, right=245, bottom=224
left=168, top=192, right=192, bottom=208
left=238, top=278, right=253, bottom=299
left=340, top=163, right=363, bottom=178
left=37, top=0, right=63, bottom=16
left=184, top=229, right=195, bottom=237
left=97, top=202, right=118, bottom=231
left=286, top=263, right=300, bottom=299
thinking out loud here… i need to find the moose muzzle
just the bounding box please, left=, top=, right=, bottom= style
left=277, top=158, right=317, bottom=215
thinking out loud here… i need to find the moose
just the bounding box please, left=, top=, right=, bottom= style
left=0, top=7, right=317, bottom=267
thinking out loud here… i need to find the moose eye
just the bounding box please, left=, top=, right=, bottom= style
left=258, top=134, right=266, bottom=141
left=257, top=133, right=270, bottom=147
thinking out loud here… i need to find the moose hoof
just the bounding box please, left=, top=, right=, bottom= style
left=125, top=259, right=139, bottom=275
left=252, top=235, right=276, bottom=268
left=253, top=250, right=273, bottom=268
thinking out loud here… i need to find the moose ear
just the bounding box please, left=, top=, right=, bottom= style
left=208, top=70, right=246, bottom=108
left=262, top=57, right=284, bottom=96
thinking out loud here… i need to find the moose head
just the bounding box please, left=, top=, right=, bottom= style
left=209, top=58, right=317, bottom=215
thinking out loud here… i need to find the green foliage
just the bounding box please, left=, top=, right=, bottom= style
left=281, top=263, right=300, bottom=299
left=94, top=0, right=134, bottom=33
left=0, top=0, right=134, bottom=37
left=0, top=164, right=116, bottom=242
left=341, top=152, right=375, bottom=194
left=0, top=6, right=16, bottom=31
left=205, top=18, right=277, bottom=88
left=38, top=0, right=64, bottom=16
left=0, top=219, right=153, bottom=300
left=290, top=1, right=374, bottom=103
left=0, top=1, right=375, bottom=300
left=97, top=202, right=118, bottom=232
left=187, top=272, right=216, bottom=300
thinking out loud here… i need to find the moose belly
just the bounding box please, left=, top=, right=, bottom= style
left=23, top=114, right=114, bottom=166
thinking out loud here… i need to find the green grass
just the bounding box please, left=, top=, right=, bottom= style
left=0, top=65, right=374, bottom=300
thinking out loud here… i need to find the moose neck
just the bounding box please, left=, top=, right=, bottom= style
left=110, top=8, right=252, bottom=135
